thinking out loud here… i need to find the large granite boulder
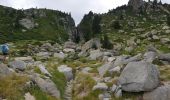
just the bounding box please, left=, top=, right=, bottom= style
left=82, top=38, right=101, bottom=52
left=31, top=74, right=60, bottom=99
left=9, top=60, right=27, bottom=71
left=143, top=85, right=170, bottom=100
left=118, top=61, right=160, bottom=92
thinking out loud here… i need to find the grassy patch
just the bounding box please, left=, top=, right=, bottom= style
left=73, top=73, right=97, bottom=100
left=0, top=74, right=29, bottom=100
left=27, top=86, right=58, bottom=100
left=45, top=61, right=67, bottom=99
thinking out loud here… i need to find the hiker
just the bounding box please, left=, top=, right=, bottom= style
left=1, top=43, right=9, bottom=62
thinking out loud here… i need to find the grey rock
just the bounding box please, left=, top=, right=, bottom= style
left=98, top=92, right=111, bottom=100
left=158, top=53, right=170, bottom=62
left=14, top=56, right=34, bottom=63
left=111, top=84, right=117, bottom=93
left=0, top=64, right=13, bottom=76
left=82, top=38, right=101, bottom=52
left=162, top=26, right=169, bottom=30
left=165, top=30, right=170, bottom=34
left=89, top=50, right=104, bottom=60
left=93, top=83, right=108, bottom=91
left=161, top=38, right=170, bottom=44
left=19, top=18, right=35, bottom=29
left=63, top=48, right=75, bottom=53
left=36, top=52, right=51, bottom=58
left=81, top=67, right=92, bottom=74
left=24, top=92, right=35, bottom=100
left=9, top=60, right=26, bottom=71
left=37, top=64, right=52, bottom=77
left=128, top=0, right=144, bottom=11
left=118, top=61, right=160, bottom=92
left=31, top=75, right=60, bottom=99
left=143, top=51, right=157, bottom=63
left=57, top=65, right=73, bottom=81
left=98, top=62, right=114, bottom=77
left=53, top=52, right=66, bottom=59
left=64, top=41, right=76, bottom=49
left=143, top=85, right=170, bottom=100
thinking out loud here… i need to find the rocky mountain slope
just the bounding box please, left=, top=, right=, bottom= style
left=0, top=5, right=77, bottom=43
left=1, top=0, right=170, bottom=100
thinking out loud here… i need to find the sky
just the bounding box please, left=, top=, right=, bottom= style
left=0, top=0, right=170, bottom=25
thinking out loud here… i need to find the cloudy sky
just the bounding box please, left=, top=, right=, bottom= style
left=0, top=0, right=170, bottom=25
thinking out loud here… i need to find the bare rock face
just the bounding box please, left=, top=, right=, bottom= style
left=128, top=0, right=144, bottom=11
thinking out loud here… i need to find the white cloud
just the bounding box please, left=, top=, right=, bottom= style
left=0, top=0, right=170, bottom=25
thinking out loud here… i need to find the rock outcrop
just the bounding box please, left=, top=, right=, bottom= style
left=128, top=0, right=144, bottom=11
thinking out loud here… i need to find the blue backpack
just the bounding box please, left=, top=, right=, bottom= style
left=2, top=45, right=9, bottom=53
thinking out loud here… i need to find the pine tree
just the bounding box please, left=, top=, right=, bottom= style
left=92, top=15, right=101, bottom=36
left=167, top=16, right=170, bottom=26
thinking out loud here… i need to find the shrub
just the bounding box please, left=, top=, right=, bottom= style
left=111, top=20, right=121, bottom=29
left=167, top=16, right=170, bottom=26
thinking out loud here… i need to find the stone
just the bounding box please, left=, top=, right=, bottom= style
left=0, top=64, right=13, bottom=77
left=162, top=26, right=169, bottom=30
left=81, top=67, right=92, bottom=74
left=53, top=52, right=66, bottom=59
left=98, top=62, right=114, bottom=77
left=64, top=41, right=76, bottom=49
left=115, top=89, right=122, bottom=98
left=24, top=92, right=35, bottom=100
left=111, top=84, right=117, bottom=93
left=9, top=60, right=27, bottom=71
left=118, top=61, right=160, bottom=92
left=31, top=74, right=60, bottom=99
left=57, top=65, right=73, bottom=81
left=103, top=77, right=112, bottom=83
left=114, top=55, right=129, bottom=67
left=161, top=38, right=170, bottom=44
left=37, top=64, right=52, bottom=77
left=36, top=52, right=51, bottom=58
left=143, top=85, right=170, bottom=100
left=89, top=50, right=104, bottom=60
left=14, top=56, right=33, bottom=63
left=109, top=66, right=121, bottom=73
left=82, top=38, right=101, bottom=52
left=93, top=83, right=108, bottom=91
left=158, top=53, right=170, bottom=62
left=63, top=48, right=75, bottom=53
left=108, top=57, right=116, bottom=62
left=19, top=18, right=35, bottom=29
left=165, top=30, right=170, bottom=34
left=143, top=51, right=157, bottom=63
left=125, top=46, right=134, bottom=52
left=152, top=35, right=159, bottom=40
left=98, top=92, right=111, bottom=100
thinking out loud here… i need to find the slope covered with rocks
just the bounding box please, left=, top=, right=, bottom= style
left=1, top=0, right=170, bottom=100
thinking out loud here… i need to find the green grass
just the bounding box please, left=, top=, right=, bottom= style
left=27, top=86, right=58, bottom=100
left=0, top=74, right=29, bottom=100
